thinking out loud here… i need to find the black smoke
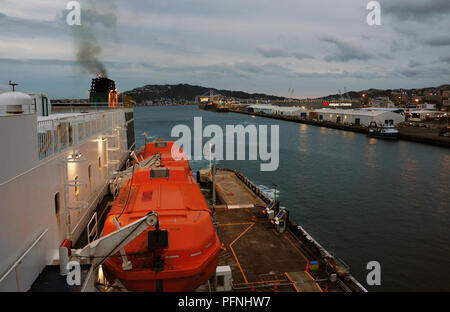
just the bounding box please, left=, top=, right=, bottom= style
left=62, top=0, right=117, bottom=77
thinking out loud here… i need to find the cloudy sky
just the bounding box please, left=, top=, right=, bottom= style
left=0, top=0, right=449, bottom=98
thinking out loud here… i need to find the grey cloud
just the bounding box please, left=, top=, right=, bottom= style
left=320, top=36, right=374, bottom=62
left=234, top=62, right=263, bottom=74
left=0, top=11, right=64, bottom=38
left=395, top=64, right=450, bottom=79
left=389, top=38, right=415, bottom=53
left=379, top=53, right=395, bottom=60
left=292, top=52, right=315, bottom=60
left=0, top=58, right=129, bottom=70
left=297, top=71, right=386, bottom=80
left=139, top=62, right=242, bottom=78
left=257, top=47, right=314, bottom=60
left=439, top=56, right=450, bottom=64
left=382, top=0, right=450, bottom=20
left=392, top=24, right=418, bottom=38
left=423, top=36, right=450, bottom=46
left=398, top=69, right=421, bottom=77
left=138, top=60, right=381, bottom=81
left=0, top=58, right=76, bottom=66
left=257, top=47, right=288, bottom=58
left=408, top=60, right=422, bottom=68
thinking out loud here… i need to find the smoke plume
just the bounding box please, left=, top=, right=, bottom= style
left=64, top=0, right=117, bottom=77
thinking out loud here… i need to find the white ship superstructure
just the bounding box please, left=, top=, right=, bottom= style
left=0, top=89, right=134, bottom=291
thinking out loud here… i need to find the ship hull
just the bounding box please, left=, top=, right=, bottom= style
left=199, top=104, right=229, bottom=112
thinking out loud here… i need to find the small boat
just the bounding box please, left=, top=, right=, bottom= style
left=101, top=141, right=220, bottom=292
left=367, top=123, right=399, bottom=140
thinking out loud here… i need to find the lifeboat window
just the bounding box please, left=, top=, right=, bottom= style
left=155, top=142, right=167, bottom=148
left=150, top=168, right=170, bottom=179
left=98, top=157, right=102, bottom=171
left=88, top=165, right=92, bottom=183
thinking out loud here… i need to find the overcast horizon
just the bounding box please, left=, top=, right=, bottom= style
left=1, top=0, right=450, bottom=99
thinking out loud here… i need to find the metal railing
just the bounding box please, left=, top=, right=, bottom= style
left=37, top=110, right=123, bottom=160
left=51, top=102, right=133, bottom=113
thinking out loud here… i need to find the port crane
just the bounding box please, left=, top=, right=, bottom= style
left=287, top=88, right=294, bottom=100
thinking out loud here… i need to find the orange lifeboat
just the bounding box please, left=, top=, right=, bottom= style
left=101, top=141, right=220, bottom=291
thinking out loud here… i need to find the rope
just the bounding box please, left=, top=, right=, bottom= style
left=116, top=164, right=136, bottom=220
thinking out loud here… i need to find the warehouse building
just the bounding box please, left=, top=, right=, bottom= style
left=247, top=104, right=278, bottom=114
left=314, top=108, right=405, bottom=126
left=274, top=106, right=309, bottom=117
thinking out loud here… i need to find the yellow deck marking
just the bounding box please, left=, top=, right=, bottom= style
left=229, top=223, right=255, bottom=284
left=218, top=222, right=254, bottom=227
left=283, top=233, right=308, bottom=262
left=283, top=234, right=323, bottom=291
left=233, top=279, right=287, bottom=287
left=305, top=270, right=323, bottom=292
left=284, top=272, right=300, bottom=292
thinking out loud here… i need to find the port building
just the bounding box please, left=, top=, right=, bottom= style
left=247, top=104, right=278, bottom=114
left=314, top=108, right=405, bottom=126
left=274, top=106, right=309, bottom=117
left=247, top=104, right=405, bottom=126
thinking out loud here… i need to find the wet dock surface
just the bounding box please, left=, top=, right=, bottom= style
left=215, top=206, right=322, bottom=292
left=214, top=170, right=266, bottom=208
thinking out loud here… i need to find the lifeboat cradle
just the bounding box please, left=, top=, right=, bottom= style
left=61, top=212, right=160, bottom=292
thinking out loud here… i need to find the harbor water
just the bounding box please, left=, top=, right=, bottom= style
left=134, top=105, right=450, bottom=291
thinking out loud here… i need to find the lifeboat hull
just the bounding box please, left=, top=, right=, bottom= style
left=101, top=141, right=220, bottom=292
left=102, top=247, right=219, bottom=292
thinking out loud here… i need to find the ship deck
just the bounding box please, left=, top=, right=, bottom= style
left=199, top=169, right=365, bottom=292
left=216, top=207, right=322, bottom=292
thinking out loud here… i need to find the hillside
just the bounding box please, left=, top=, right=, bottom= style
left=123, top=83, right=286, bottom=104
left=123, top=83, right=450, bottom=105
left=318, top=84, right=450, bottom=100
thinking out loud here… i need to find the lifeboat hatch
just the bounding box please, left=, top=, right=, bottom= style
left=148, top=229, right=169, bottom=249
left=150, top=168, right=170, bottom=179
left=148, top=229, right=169, bottom=273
